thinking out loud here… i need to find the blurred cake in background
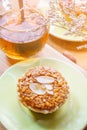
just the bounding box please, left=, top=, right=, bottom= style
left=48, top=0, right=87, bottom=41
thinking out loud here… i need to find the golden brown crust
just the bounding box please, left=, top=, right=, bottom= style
left=17, top=66, right=69, bottom=113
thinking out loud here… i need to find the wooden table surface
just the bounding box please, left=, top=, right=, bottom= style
left=48, top=35, right=87, bottom=71
left=0, top=43, right=87, bottom=130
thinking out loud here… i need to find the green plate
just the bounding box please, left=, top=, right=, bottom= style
left=0, top=58, right=87, bottom=130
left=50, top=25, right=84, bottom=42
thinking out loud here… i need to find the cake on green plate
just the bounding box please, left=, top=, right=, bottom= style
left=17, top=66, right=69, bottom=114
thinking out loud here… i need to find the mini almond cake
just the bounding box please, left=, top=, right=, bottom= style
left=17, top=66, right=69, bottom=114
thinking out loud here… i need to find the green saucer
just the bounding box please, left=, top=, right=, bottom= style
left=0, top=58, right=87, bottom=130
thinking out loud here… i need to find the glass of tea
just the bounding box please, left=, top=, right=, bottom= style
left=0, top=0, right=49, bottom=60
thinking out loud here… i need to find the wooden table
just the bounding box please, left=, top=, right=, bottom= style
left=48, top=35, right=87, bottom=71
left=0, top=44, right=87, bottom=130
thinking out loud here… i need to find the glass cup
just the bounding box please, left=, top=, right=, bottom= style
left=0, top=0, right=49, bottom=60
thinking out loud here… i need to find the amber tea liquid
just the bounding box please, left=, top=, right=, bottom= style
left=0, top=11, right=49, bottom=60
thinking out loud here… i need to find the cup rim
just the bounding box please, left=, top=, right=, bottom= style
left=0, top=7, right=48, bottom=32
